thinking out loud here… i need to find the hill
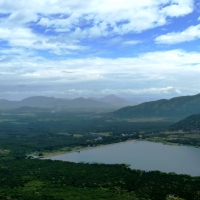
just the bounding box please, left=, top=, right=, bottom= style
left=169, top=114, right=200, bottom=132
left=112, top=93, right=200, bottom=120
left=0, top=99, right=19, bottom=109
left=19, top=96, right=58, bottom=107
left=0, top=96, right=115, bottom=112
left=9, top=106, right=51, bottom=113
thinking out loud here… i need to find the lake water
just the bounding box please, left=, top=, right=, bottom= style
left=45, top=141, right=200, bottom=176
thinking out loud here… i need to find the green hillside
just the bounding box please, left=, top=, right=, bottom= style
left=169, top=114, right=200, bottom=132
left=112, top=93, right=200, bottom=120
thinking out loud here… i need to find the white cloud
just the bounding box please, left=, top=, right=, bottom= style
left=0, top=27, right=38, bottom=47
left=6, top=10, right=38, bottom=25
left=0, top=0, right=194, bottom=38
left=160, top=0, right=193, bottom=17
left=122, top=40, right=141, bottom=45
left=0, top=0, right=195, bottom=58
left=58, top=87, right=177, bottom=97
left=2, top=49, right=200, bottom=80
left=0, top=49, right=200, bottom=99
left=99, top=87, right=175, bottom=95
left=155, top=24, right=200, bottom=44
left=0, top=26, right=86, bottom=54
left=40, top=0, right=193, bottom=36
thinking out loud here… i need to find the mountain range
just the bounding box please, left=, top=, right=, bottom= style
left=2, top=93, right=200, bottom=119
left=112, top=93, right=200, bottom=120
left=0, top=95, right=128, bottom=111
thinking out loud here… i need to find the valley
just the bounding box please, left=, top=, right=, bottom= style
left=1, top=94, right=200, bottom=200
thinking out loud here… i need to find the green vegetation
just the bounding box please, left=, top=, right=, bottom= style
left=99, top=132, right=112, bottom=137
left=143, top=114, right=200, bottom=147
left=0, top=107, right=200, bottom=199
left=144, top=131, right=200, bottom=147
left=0, top=110, right=171, bottom=157
left=73, top=134, right=83, bottom=138
left=0, top=155, right=200, bottom=200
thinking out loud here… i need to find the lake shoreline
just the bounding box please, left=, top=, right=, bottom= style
left=41, top=139, right=200, bottom=176
left=42, top=139, right=138, bottom=158
left=41, top=138, right=199, bottom=159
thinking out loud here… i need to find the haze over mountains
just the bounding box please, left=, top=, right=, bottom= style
left=1, top=93, right=200, bottom=121
left=0, top=94, right=130, bottom=111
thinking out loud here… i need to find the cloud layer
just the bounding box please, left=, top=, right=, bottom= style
left=1, top=49, right=200, bottom=99
left=0, top=0, right=199, bottom=101
left=0, top=0, right=194, bottom=49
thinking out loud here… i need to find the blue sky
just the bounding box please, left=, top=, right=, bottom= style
left=0, top=0, right=200, bottom=101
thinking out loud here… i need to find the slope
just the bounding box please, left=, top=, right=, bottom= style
left=112, top=93, right=200, bottom=120
left=169, top=114, right=200, bottom=132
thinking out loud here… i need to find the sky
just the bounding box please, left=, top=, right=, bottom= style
left=0, top=0, right=200, bottom=101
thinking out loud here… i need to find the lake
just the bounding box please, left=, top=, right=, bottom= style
left=45, top=141, right=200, bottom=176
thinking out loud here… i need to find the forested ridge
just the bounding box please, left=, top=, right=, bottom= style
left=0, top=156, right=200, bottom=200
left=112, top=93, right=200, bottom=119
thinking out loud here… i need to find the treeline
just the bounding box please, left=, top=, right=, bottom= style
left=0, top=158, right=200, bottom=200
left=165, top=138, right=200, bottom=147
